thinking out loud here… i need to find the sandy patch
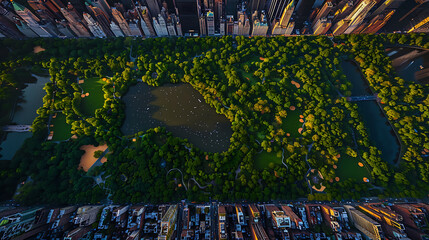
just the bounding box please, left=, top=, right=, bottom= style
left=79, top=144, right=108, bottom=172
left=33, top=46, right=45, bottom=53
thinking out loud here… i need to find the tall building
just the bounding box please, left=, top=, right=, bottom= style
left=86, top=4, right=114, bottom=36
left=226, top=15, right=234, bottom=34
left=332, top=0, right=353, bottom=23
left=311, top=0, right=332, bottom=27
left=146, top=0, right=161, bottom=19
left=128, top=20, right=143, bottom=36
left=219, top=17, right=225, bottom=35
left=83, top=12, right=106, bottom=37
left=166, top=16, right=177, bottom=35
left=331, top=19, right=349, bottom=35
left=294, top=0, right=315, bottom=29
left=56, top=21, right=75, bottom=37
left=158, top=205, right=178, bottom=240
left=110, top=21, right=124, bottom=36
left=15, top=20, right=39, bottom=37
left=11, top=1, right=55, bottom=37
left=285, top=21, right=294, bottom=35
left=174, top=14, right=182, bottom=35
left=279, top=0, right=295, bottom=27
left=344, top=205, right=383, bottom=240
left=360, top=10, right=395, bottom=33
left=27, top=0, right=57, bottom=22
left=267, top=0, right=290, bottom=24
left=218, top=206, right=227, bottom=240
left=237, top=11, right=250, bottom=35
left=251, top=10, right=268, bottom=36
left=174, top=0, right=200, bottom=35
left=0, top=14, right=25, bottom=38
left=206, top=10, right=215, bottom=35
left=112, top=7, right=132, bottom=36
left=89, top=0, right=112, bottom=17
left=153, top=14, right=169, bottom=36
left=248, top=0, right=266, bottom=14
left=139, top=6, right=156, bottom=36
left=343, top=0, right=377, bottom=34
left=312, top=17, right=331, bottom=34
left=199, top=14, right=207, bottom=35
left=60, top=3, right=91, bottom=37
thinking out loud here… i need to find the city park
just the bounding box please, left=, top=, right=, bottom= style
left=0, top=33, right=428, bottom=204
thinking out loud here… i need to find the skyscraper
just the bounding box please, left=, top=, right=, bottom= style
left=153, top=14, right=168, bottom=36
left=110, top=21, right=124, bottom=36
left=86, top=4, right=114, bottom=36
left=90, top=0, right=112, bottom=17
left=174, top=0, right=199, bottom=35
left=331, top=19, right=349, bottom=35
left=279, top=0, right=294, bottom=27
left=139, top=6, right=156, bottom=36
left=83, top=12, right=106, bottom=37
left=206, top=10, right=215, bottom=35
left=27, top=0, right=57, bottom=23
left=199, top=14, right=207, bottom=35
left=166, top=15, right=177, bottom=36
left=146, top=0, right=161, bottom=18
left=60, top=3, right=91, bottom=37
left=112, top=7, right=132, bottom=36
left=0, top=15, right=25, bottom=38
left=312, top=17, right=331, bottom=34
left=11, top=1, right=54, bottom=37
left=311, top=0, right=332, bottom=27
left=267, top=0, right=290, bottom=24
left=251, top=10, right=268, bottom=36
left=343, top=0, right=376, bottom=34
left=237, top=11, right=250, bottom=35
left=360, top=10, right=395, bottom=33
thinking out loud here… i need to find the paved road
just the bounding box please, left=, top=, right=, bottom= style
left=211, top=201, right=218, bottom=240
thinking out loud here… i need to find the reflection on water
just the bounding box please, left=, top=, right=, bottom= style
left=0, top=75, right=50, bottom=160
left=341, top=61, right=400, bottom=165
left=121, top=83, right=232, bottom=152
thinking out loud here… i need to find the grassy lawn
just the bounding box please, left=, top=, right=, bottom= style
left=254, top=151, right=282, bottom=169
left=80, top=77, right=105, bottom=116
left=238, top=69, right=260, bottom=85
left=335, top=153, right=371, bottom=182
left=281, top=109, right=302, bottom=139
left=51, top=113, right=71, bottom=141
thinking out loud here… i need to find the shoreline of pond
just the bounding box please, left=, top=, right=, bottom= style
left=120, top=82, right=232, bottom=153
left=342, top=60, right=402, bottom=166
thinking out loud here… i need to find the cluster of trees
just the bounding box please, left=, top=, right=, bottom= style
left=335, top=33, right=429, bottom=197
left=1, top=33, right=428, bottom=204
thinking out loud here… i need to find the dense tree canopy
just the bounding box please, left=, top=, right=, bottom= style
left=0, top=33, right=428, bottom=204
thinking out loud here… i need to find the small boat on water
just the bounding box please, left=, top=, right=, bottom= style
left=420, top=65, right=424, bottom=70
left=198, top=99, right=201, bottom=102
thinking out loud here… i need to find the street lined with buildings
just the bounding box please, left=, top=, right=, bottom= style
left=1, top=201, right=429, bottom=239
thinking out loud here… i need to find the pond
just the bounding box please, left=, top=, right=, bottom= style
left=341, top=61, right=400, bottom=165
left=121, top=83, right=232, bottom=152
left=0, top=75, right=50, bottom=160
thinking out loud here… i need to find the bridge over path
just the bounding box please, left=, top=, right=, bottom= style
left=347, top=95, right=380, bottom=102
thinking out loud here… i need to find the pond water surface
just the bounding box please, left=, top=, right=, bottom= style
left=121, top=83, right=232, bottom=152
left=0, top=75, right=50, bottom=160
left=341, top=61, right=400, bottom=165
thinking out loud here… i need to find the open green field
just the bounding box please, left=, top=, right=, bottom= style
left=281, top=109, right=302, bottom=139
left=254, top=151, right=282, bottom=169
left=80, top=77, right=105, bottom=116
left=51, top=113, right=71, bottom=141
left=335, top=153, right=371, bottom=182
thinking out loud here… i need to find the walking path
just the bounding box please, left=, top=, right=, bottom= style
left=167, top=168, right=188, bottom=191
